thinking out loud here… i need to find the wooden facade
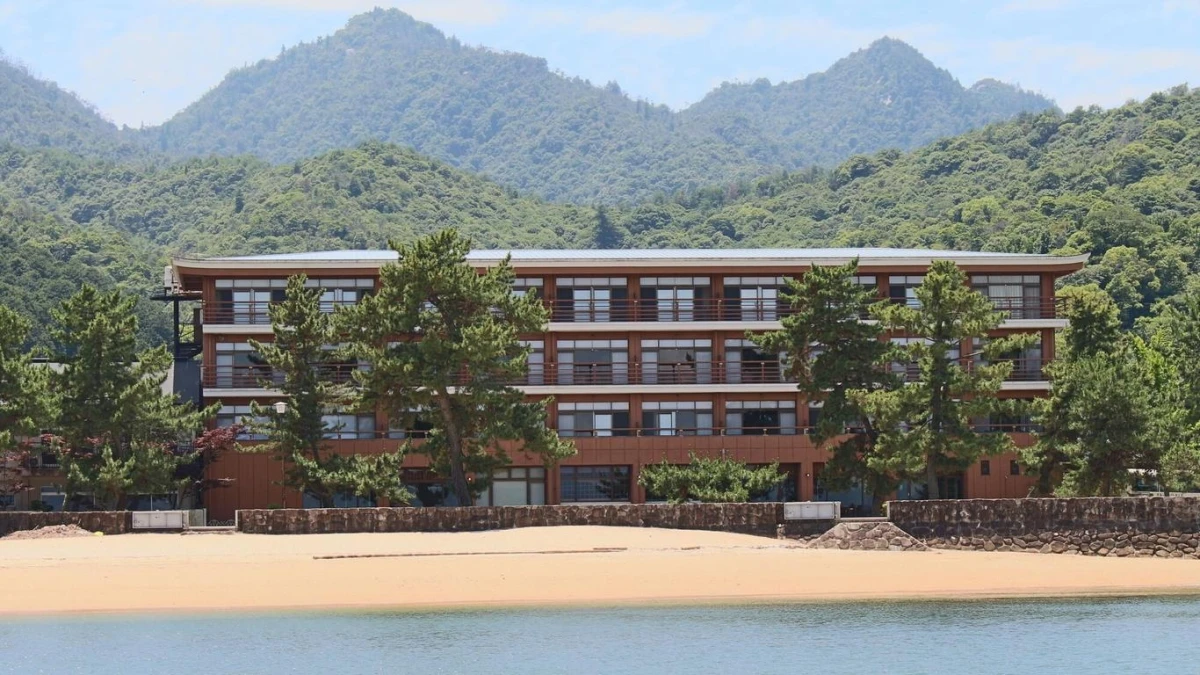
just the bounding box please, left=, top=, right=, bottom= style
left=172, top=248, right=1087, bottom=521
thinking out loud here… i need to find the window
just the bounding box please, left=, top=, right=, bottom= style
left=554, top=277, right=628, bottom=322
left=321, top=413, right=376, bottom=440
left=38, top=486, right=66, bottom=512
left=641, top=401, right=714, bottom=436
left=556, top=340, right=629, bottom=385
left=401, top=469, right=467, bottom=507
left=724, top=339, right=782, bottom=384
left=477, top=467, right=547, bottom=506
left=213, top=343, right=277, bottom=388
left=888, top=275, right=924, bottom=308
left=641, top=277, right=711, bottom=321
left=0, top=494, right=15, bottom=510
left=522, top=340, right=545, bottom=385
left=972, top=275, right=1042, bottom=319
left=1010, top=460, right=1021, bottom=476
left=749, top=464, right=799, bottom=502
left=980, top=460, right=991, bottom=476
left=560, top=466, right=632, bottom=502
left=215, top=405, right=268, bottom=440
left=512, top=278, right=543, bottom=299
left=972, top=336, right=1043, bottom=381
left=557, top=402, right=631, bottom=437
left=214, top=279, right=287, bottom=324
left=306, top=278, right=375, bottom=313
left=641, top=339, right=712, bottom=384
left=890, top=337, right=961, bottom=381
left=387, top=410, right=433, bottom=439
left=723, top=276, right=786, bottom=321
left=725, top=400, right=797, bottom=435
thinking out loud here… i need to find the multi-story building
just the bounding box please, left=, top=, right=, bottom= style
left=169, top=248, right=1088, bottom=522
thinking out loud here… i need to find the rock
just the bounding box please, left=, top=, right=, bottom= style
left=1051, top=541, right=1067, bottom=553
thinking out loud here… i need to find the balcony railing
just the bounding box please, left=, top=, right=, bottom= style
left=202, top=364, right=365, bottom=388
left=202, top=296, right=1066, bottom=326
left=204, top=300, right=360, bottom=325
left=892, top=358, right=1047, bottom=382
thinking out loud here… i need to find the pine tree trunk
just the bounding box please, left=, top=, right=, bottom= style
left=925, top=458, right=940, bottom=500
left=437, top=395, right=473, bottom=506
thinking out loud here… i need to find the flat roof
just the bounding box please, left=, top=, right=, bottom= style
left=175, top=248, right=1089, bottom=272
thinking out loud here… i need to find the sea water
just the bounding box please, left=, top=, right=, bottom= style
left=2, top=597, right=1198, bottom=674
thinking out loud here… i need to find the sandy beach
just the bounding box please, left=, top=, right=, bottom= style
left=2, top=526, right=1199, bottom=616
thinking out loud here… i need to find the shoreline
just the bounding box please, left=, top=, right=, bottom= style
left=4, top=526, right=1200, bottom=618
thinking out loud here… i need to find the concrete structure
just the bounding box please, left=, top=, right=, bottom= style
left=170, top=248, right=1088, bottom=522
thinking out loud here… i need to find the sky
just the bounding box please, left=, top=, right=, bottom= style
left=1, top=0, right=1198, bottom=128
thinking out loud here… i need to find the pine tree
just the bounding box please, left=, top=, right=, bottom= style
left=49, top=286, right=211, bottom=508
left=246, top=275, right=409, bottom=508
left=638, top=453, right=784, bottom=504
left=753, top=260, right=902, bottom=499
left=855, top=261, right=1034, bottom=499
left=343, top=229, right=575, bottom=505
left=0, top=306, right=52, bottom=501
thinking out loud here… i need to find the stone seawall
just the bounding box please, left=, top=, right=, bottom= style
left=237, top=503, right=786, bottom=536
left=0, top=511, right=131, bottom=536
left=888, top=497, right=1200, bottom=559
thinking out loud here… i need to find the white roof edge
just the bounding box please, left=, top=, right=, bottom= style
left=173, top=249, right=1090, bottom=271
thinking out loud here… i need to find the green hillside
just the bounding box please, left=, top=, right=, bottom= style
left=137, top=10, right=1051, bottom=202
left=0, top=54, right=143, bottom=161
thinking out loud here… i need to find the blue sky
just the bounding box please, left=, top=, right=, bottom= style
left=1, top=0, right=1198, bottom=128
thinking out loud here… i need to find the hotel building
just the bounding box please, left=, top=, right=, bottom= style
left=168, top=248, right=1088, bottom=522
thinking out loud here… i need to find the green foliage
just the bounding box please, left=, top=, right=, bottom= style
left=753, top=261, right=900, bottom=496
left=854, top=262, right=1032, bottom=499
left=343, top=229, right=575, bottom=504
left=245, top=275, right=410, bottom=507
left=47, top=286, right=212, bottom=506
left=638, top=453, right=785, bottom=504
left=0, top=306, right=52, bottom=451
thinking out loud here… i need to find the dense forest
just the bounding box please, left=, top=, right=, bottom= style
left=1, top=84, right=1197, bottom=344
left=1, top=9, right=1052, bottom=203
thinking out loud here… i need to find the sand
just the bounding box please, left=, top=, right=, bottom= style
left=2, top=526, right=1199, bottom=616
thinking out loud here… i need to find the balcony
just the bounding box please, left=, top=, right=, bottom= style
left=203, top=300, right=359, bottom=325
left=202, top=364, right=364, bottom=388
left=890, top=297, right=1065, bottom=320
left=892, top=358, right=1047, bottom=383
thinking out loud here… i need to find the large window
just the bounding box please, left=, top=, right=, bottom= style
left=641, top=401, right=714, bottom=436
left=888, top=275, right=924, bottom=308
left=321, top=413, right=376, bottom=440
left=556, top=340, right=629, bottom=385
left=310, top=278, right=375, bottom=312
left=725, top=400, right=797, bottom=435
left=554, top=277, right=628, bottom=322
left=476, top=467, right=547, bottom=506
left=640, top=277, right=711, bottom=321
left=972, top=275, right=1042, bottom=319
left=214, top=279, right=287, bottom=324
left=215, top=405, right=268, bottom=440
left=302, top=492, right=377, bottom=509
left=557, top=402, right=631, bottom=437
left=972, top=336, right=1043, bottom=381
left=723, top=339, right=783, bottom=384
left=512, top=277, right=543, bottom=299
left=213, top=343, right=276, bottom=388
left=560, top=465, right=632, bottom=503
left=641, top=339, right=712, bottom=384
left=723, top=276, right=786, bottom=321
left=521, top=340, right=545, bottom=385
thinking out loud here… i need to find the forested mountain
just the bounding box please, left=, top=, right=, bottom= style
left=613, top=85, right=1200, bottom=325
left=2, top=84, right=1196, bottom=342
left=679, top=38, right=1052, bottom=169
left=0, top=54, right=143, bottom=161
left=135, top=9, right=1051, bottom=202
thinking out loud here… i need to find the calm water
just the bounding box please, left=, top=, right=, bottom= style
left=3, top=597, right=1199, bottom=674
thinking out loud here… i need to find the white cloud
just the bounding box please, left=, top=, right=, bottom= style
left=176, top=0, right=509, bottom=26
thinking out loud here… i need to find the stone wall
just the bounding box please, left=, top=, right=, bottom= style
left=0, top=511, right=131, bottom=536
left=237, top=503, right=785, bottom=536
left=889, top=497, right=1200, bottom=559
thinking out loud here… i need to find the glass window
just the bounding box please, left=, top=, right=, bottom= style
left=560, top=466, right=632, bottom=502
left=521, top=340, right=545, bottom=385
left=641, top=401, right=714, bottom=436
left=640, top=277, right=711, bottom=321
left=723, top=277, right=786, bottom=321
left=554, top=278, right=628, bottom=322
left=512, top=278, right=543, bottom=299
left=321, top=413, right=376, bottom=440
left=641, top=339, right=712, bottom=384
left=476, top=467, right=548, bottom=506
left=723, top=339, right=782, bottom=384
left=972, top=275, right=1042, bottom=319
left=556, top=340, right=629, bottom=385
left=557, top=402, right=631, bottom=437
left=216, top=405, right=268, bottom=440
left=888, top=275, right=924, bottom=308
left=725, top=400, right=797, bottom=436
